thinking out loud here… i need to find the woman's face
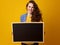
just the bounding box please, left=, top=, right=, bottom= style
left=27, top=3, right=34, bottom=14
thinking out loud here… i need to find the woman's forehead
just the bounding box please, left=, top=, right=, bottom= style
left=28, top=3, right=34, bottom=7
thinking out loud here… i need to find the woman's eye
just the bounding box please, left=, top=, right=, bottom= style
left=29, top=6, right=31, bottom=8
left=32, top=7, right=34, bottom=8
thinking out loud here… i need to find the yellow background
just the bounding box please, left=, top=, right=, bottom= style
left=0, top=0, right=60, bottom=45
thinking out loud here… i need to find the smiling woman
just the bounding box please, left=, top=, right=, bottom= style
left=20, top=0, right=43, bottom=22
left=20, top=0, right=43, bottom=45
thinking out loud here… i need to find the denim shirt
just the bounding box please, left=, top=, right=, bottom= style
left=20, top=14, right=27, bottom=22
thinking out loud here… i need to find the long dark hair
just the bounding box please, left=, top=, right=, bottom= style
left=26, top=0, right=43, bottom=22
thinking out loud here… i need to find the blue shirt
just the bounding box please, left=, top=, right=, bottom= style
left=20, top=14, right=27, bottom=22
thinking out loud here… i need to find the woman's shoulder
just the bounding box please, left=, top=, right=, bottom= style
left=20, top=13, right=27, bottom=22
left=21, top=13, right=27, bottom=18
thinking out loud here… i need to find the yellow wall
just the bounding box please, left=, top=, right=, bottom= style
left=0, top=0, right=60, bottom=45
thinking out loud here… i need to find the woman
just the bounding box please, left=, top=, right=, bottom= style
left=20, top=0, right=43, bottom=45
left=21, top=0, right=42, bottom=22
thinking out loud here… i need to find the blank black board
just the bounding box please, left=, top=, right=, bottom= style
left=12, top=22, right=44, bottom=42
